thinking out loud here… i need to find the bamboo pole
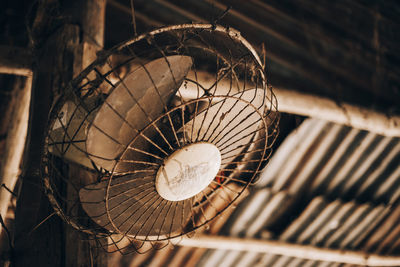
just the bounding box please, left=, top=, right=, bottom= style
left=178, top=235, right=400, bottom=266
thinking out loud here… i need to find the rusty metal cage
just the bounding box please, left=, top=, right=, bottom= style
left=41, top=24, right=279, bottom=254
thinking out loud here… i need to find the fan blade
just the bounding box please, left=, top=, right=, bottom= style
left=86, top=55, right=193, bottom=171
left=182, top=89, right=266, bottom=167
left=48, top=100, right=96, bottom=169
left=79, top=174, right=191, bottom=238
left=176, top=70, right=206, bottom=102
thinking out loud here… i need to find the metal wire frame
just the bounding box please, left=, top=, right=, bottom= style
left=101, top=96, right=270, bottom=238
left=41, top=23, right=279, bottom=254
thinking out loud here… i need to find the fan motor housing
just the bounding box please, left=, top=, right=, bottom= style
left=155, top=142, right=221, bottom=201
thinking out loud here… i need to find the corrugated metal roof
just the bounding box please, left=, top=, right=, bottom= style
left=194, top=118, right=400, bottom=267
left=257, top=118, right=400, bottom=204
left=117, top=117, right=399, bottom=266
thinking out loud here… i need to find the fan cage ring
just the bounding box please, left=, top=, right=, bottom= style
left=103, top=95, right=273, bottom=241
left=41, top=23, right=279, bottom=253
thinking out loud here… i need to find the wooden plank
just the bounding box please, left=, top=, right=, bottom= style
left=0, top=74, right=31, bottom=234
left=14, top=23, right=81, bottom=267
left=13, top=0, right=106, bottom=266
left=0, top=46, right=32, bottom=76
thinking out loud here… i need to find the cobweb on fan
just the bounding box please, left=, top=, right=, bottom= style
left=41, top=24, right=279, bottom=254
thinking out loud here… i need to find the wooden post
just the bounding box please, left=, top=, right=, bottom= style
left=0, top=73, right=32, bottom=234
left=13, top=1, right=106, bottom=266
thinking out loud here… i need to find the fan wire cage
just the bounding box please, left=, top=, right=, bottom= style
left=42, top=24, right=279, bottom=254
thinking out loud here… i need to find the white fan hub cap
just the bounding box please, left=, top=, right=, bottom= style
left=155, top=142, right=221, bottom=201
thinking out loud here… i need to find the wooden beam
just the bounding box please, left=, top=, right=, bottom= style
left=274, top=88, right=400, bottom=137
left=0, top=75, right=32, bottom=234
left=178, top=235, right=400, bottom=266
left=0, top=46, right=33, bottom=236
left=14, top=24, right=80, bottom=267
left=108, top=0, right=163, bottom=28
left=0, top=46, right=32, bottom=76
left=13, top=1, right=106, bottom=266
left=190, top=70, right=400, bottom=136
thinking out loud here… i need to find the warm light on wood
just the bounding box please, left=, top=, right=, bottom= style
left=178, top=235, right=400, bottom=266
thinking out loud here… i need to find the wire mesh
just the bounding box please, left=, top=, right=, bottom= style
left=41, top=24, right=279, bottom=254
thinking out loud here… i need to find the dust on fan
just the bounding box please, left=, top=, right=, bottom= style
left=42, top=24, right=279, bottom=254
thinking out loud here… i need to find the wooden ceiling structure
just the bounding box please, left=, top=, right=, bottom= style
left=106, top=0, right=400, bottom=114
left=0, top=0, right=399, bottom=266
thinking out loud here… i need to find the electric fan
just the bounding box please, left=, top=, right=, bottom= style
left=42, top=24, right=279, bottom=253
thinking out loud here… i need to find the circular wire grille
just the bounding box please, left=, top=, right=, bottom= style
left=42, top=24, right=279, bottom=253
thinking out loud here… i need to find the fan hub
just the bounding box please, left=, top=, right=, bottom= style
left=155, top=142, right=221, bottom=201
